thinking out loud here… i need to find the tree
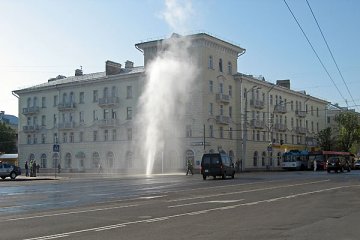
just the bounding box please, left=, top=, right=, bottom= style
left=316, top=127, right=335, bottom=151
left=0, top=123, right=17, bottom=153
left=335, top=111, right=360, bottom=152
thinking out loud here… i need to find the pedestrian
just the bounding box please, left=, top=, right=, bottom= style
left=186, top=159, right=193, bottom=175
left=58, top=163, right=61, bottom=173
left=314, top=159, right=317, bottom=172
left=25, top=161, right=29, bottom=177
left=98, top=163, right=102, bottom=173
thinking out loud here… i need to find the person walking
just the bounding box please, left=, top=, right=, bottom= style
left=186, top=159, right=193, bottom=175
left=313, top=159, right=317, bottom=172
left=25, top=161, right=29, bottom=177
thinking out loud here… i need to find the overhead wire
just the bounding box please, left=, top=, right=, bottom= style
left=305, top=0, right=360, bottom=112
left=283, top=0, right=348, bottom=107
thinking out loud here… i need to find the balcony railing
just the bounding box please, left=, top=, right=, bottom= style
left=216, top=115, right=230, bottom=125
left=98, top=97, right=120, bottom=108
left=58, top=121, right=76, bottom=130
left=22, top=106, right=40, bottom=115
left=250, top=99, right=265, bottom=109
left=274, top=105, right=287, bottom=114
left=295, top=126, right=307, bottom=134
left=216, top=93, right=230, bottom=103
left=97, top=119, right=120, bottom=128
left=274, top=123, right=287, bottom=132
left=251, top=119, right=265, bottom=129
left=295, top=110, right=306, bottom=118
left=23, top=125, right=40, bottom=133
left=58, top=102, right=76, bottom=111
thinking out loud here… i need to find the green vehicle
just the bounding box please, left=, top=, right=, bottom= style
left=201, top=153, right=235, bottom=180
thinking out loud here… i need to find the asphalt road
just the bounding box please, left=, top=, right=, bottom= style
left=1, top=171, right=360, bottom=240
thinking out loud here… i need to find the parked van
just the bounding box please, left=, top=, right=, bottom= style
left=201, top=153, right=235, bottom=180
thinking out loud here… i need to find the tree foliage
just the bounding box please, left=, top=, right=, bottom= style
left=316, top=127, right=335, bottom=151
left=335, top=111, right=360, bottom=152
left=0, top=123, right=17, bottom=153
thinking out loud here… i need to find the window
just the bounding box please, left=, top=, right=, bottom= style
left=229, top=127, right=233, bottom=139
left=270, top=95, right=273, bottom=105
left=208, top=56, right=213, bottom=69
left=104, top=130, right=109, bottom=141
left=219, top=58, right=223, bottom=72
left=220, top=105, right=224, bottom=115
left=70, top=132, right=74, bottom=143
left=103, top=87, right=109, bottom=98
left=186, top=125, right=192, bottom=137
left=54, top=133, right=58, bottom=144
left=54, top=95, right=58, bottom=107
left=79, top=111, right=84, bottom=123
left=127, top=107, right=132, bottom=120
left=27, top=135, right=31, bottom=144
left=253, top=151, right=258, bottom=167
left=228, top=85, right=232, bottom=97
left=41, top=134, right=46, bottom=144
left=33, top=97, right=38, bottom=107
left=27, top=97, right=31, bottom=107
left=112, top=129, right=117, bottom=141
left=209, top=80, right=213, bottom=93
left=219, top=127, right=224, bottom=138
left=79, top=92, right=84, bottom=103
left=316, top=107, right=319, bottom=117
left=93, top=90, right=98, bottom=102
left=127, top=128, right=132, bottom=140
left=79, top=132, right=84, bottom=142
left=62, top=93, right=67, bottom=104
left=42, top=97, right=46, bottom=108
left=33, top=134, right=37, bottom=144
left=219, top=83, right=223, bottom=93
left=93, top=131, right=98, bottom=141
left=93, top=110, right=97, bottom=121
left=53, top=114, right=57, bottom=127
left=209, top=125, right=214, bottom=138
left=244, top=88, right=247, bottom=99
left=111, top=86, right=117, bottom=97
left=209, top=103, right=213, bottom=115
left=229, top=106, right=232, bottom=118
left=127, top=86, right=133, bottom=99
left=227, top=61, right=232, bottom=74
left=63, top=133, right=67, bottom=143
left=41, top=115, right=46, bottom=126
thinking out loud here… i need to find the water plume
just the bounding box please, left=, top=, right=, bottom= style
left=136, top=0, right=198, bottom=175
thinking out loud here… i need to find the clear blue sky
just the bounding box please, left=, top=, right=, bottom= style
left=1, top=0, right=359, bottom=116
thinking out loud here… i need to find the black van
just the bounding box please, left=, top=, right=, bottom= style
left=201, top=153, right=235, bottom=180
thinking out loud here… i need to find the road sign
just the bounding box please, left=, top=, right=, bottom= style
left=53, top=144, right=60, bottom=152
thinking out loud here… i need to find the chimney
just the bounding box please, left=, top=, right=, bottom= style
left=75, top=69, right=83, bottom=76
left=125, top=60, right=134, bottom=69
left=106, top=60, right=122, bottom=75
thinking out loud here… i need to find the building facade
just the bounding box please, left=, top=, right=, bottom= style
left=14, top=33, right=328, bottom=173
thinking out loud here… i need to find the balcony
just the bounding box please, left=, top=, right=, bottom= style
left=251, top=119, right=265, bottom=129
left=23, top=125, right=40, bottom=133
left=250, top=99, right=265, bottom=109
left=98, top=97, right=120, bottom=108
left=216, top=93, right=230, bottom=104
left=274, top=123, right=287, bottom=132
left=295, top=126, right=307, bottom=134
left=97, top=119, right=120, bottom=128
left=58, top=102, right=76, bottom=111
left=274, top=105, right=287, bottom=114
left=295, top=110, right=306, bottom=118
left=58, top=121, right=76, bottom=130
left=22, top=106, right=40, bottom=115
left=216, top=115, right=230, bottom=125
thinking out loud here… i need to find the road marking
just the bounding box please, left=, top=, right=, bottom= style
left=138, top=195, right=166, bottom=199
left=168, top=199, right=244, bottom=208
left=23, top=184, right=360, bottom=240
left=3, top=204, right=138, bottom=222
left=166, top=179, right=330, bottom=202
